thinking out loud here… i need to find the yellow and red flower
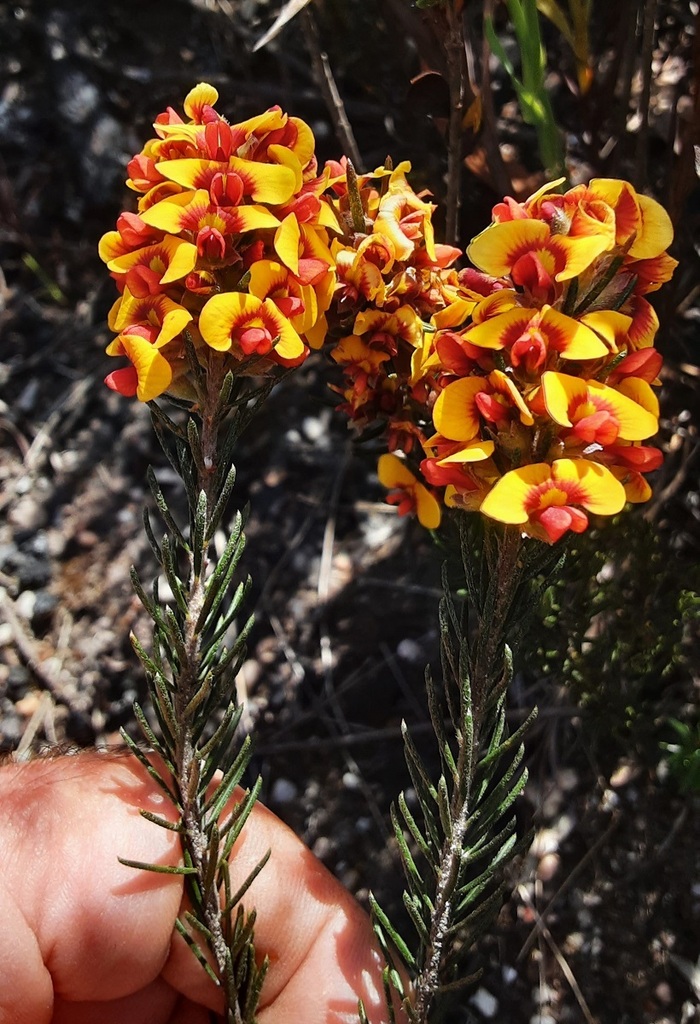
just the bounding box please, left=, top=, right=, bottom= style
left=480, top=459, right=626, bottom=543
left=377, top=454, right=441, bottom=529
left=327, top=170, right=675, bottom=541
left=102, top=84, right=340, bottom=399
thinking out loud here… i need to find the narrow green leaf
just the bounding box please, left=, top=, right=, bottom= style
left=200, top=702, right=243, bottom=764
left=142, top=507, right=163, bottom=563
left=402, top=722, right=438, bottom=802
left=174, top=919, right=220, bottom=984
left=223, top=850, right=271, bottom=913
left=182, top=909, right=214, bottom=942
left=206, top=463, right=237, bottom=542
left=160, top=536, right=189, bottom=615
left=402, top=891, right=430, bottom=944
left=205, top=735, right=253, bottom=820
left=436, top=774, right=453, bottom=841
left=221, top=778, right=263, bottom=861
left=118, top=857, right=197, bottom=875
left=192, top=489, right=208, bottom=577
left=369, top=894, right=416, bottom=969
left=398, top=792, right=435, bottom=864
left=139, top=809, right=183, bottom=832
left=390, top=804, right=424, bottom=894
left=147, top=465, right=188, bottom=549
left=242, top=954, right=269, bottom=1022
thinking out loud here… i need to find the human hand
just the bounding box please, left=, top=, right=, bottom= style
left=0, top=751, right=390, bottom=1024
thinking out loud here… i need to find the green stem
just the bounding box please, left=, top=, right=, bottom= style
left=172, top=352, right=246, bottom=1023
left=414, top=526, right=523, bottom=1021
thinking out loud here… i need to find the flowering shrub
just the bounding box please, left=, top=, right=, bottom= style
left=99, top=83, right=338, bottom=401
left=328, top=173, right=676, bottom=543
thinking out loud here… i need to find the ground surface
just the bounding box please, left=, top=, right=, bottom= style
left=1, top=2, right=699, bottom=1022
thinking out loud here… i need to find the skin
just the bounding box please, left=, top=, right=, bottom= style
left=0, top=751, right=393, bottom=1024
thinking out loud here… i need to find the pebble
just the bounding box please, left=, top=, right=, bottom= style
left=301, top=415, right=327, bottom=444
left=270, top=777, right=298, bottom=805
left=469, top=987, right=498, bottom=1018
left=502, top=964, right=518, bottom=985
left=1, top=550, right=51, bottom=590
left=8, top=496, right=48, bottom=531
left=600, top=788, right=620, bottom=812
left=532, top=983, right=556, bottom=1006
left=537, top=851, right=561, bottom=882
left=361, top=512, right=397, bottom=549
left=396, top=638, right=424, bottom=663
left=655, top=981, right=673, bottom=1005
left=342, top=770, right=360, bottom=790
left=6, top=665, right=31, bottom=698
left=312, top=835, right=334, bottom=861
left=14, top=590, right=36, bottom=620
left=32, top=589, right=57, bottom=628
left=0, top=711, right=23, bottom=746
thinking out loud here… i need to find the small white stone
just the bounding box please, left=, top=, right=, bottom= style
left=14, top=590, right=36, bottom=620
left=301, top=415, right=327, bottom=443
left=342, top=771, right=360, bottom=790
left=270, top=778, right=298, bottom=805
left=396, top=638, right=424, bottom=663
left=469, top=988, right=498, bottom=1018
left=600, top=788, right=620, bottom=812
left=502, top=964, right=518, bottom=985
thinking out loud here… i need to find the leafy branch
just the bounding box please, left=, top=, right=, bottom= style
left=120, top=351, right=275, bottom=1024
left=364, top=519, right=561, bottom=1023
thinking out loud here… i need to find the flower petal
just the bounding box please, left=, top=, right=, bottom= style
left=274, top=213, right=301, bottom=275
left=433, top=377, right=488, bottom=441
left=119, top=334, right=173, bottom=401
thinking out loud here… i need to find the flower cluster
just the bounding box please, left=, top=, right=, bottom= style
left=328, top=174, right=676, bottom=543
left=100, top=83, right=338, bottom=401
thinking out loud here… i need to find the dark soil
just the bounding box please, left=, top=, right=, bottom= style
left=1, top=3, right=699, bottom=1023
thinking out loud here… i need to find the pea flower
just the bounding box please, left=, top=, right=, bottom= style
left=100, top=83, right=338, bottom=401
left=327, top=172, right=676, bottom=543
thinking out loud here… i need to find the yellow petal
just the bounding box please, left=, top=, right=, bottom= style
left=267, top=144, right=303, bottom=194
left=140, top=191, right=201, bottom=232
left=467, top=221, right=549, bottom=276
left=183, top=82, right=219, bottom=120
left=480, top=464, right=552, bottom=524
left=433, top=377, right=487, bottom=441
left=415, top=484, right=442, bottom=529
left=586, top=380, right=658, bottom=440
left=199, top=293, right=263, bottom=351
left=612, top=376, right=660, bottom=418
left=553, top=234, right=609, bottom=280
left=107, top=235, right=198, bottom=284
left=628, top=193, right=673, bottom=259
left=248, top=260, right=289, bottom=301
left=437, top=440, right=495, bottom=463
left=540, top=307, right=609, bottom=360
left=472, top=290, right=519, bottom=323
left=540, top=371, right=586, bottom=427
left=120, top=335, right=173, bottom=402
left=377, top=452, right=417, bottom=489
left=552, top=458, right=626, bottom=515
left=578, top=310, right=632, bottom=352
left=610, top=466, right=652, bottom=503
left=274, top=213, right=301, bottom=275
left=261, top=299, right=305, bottom=360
